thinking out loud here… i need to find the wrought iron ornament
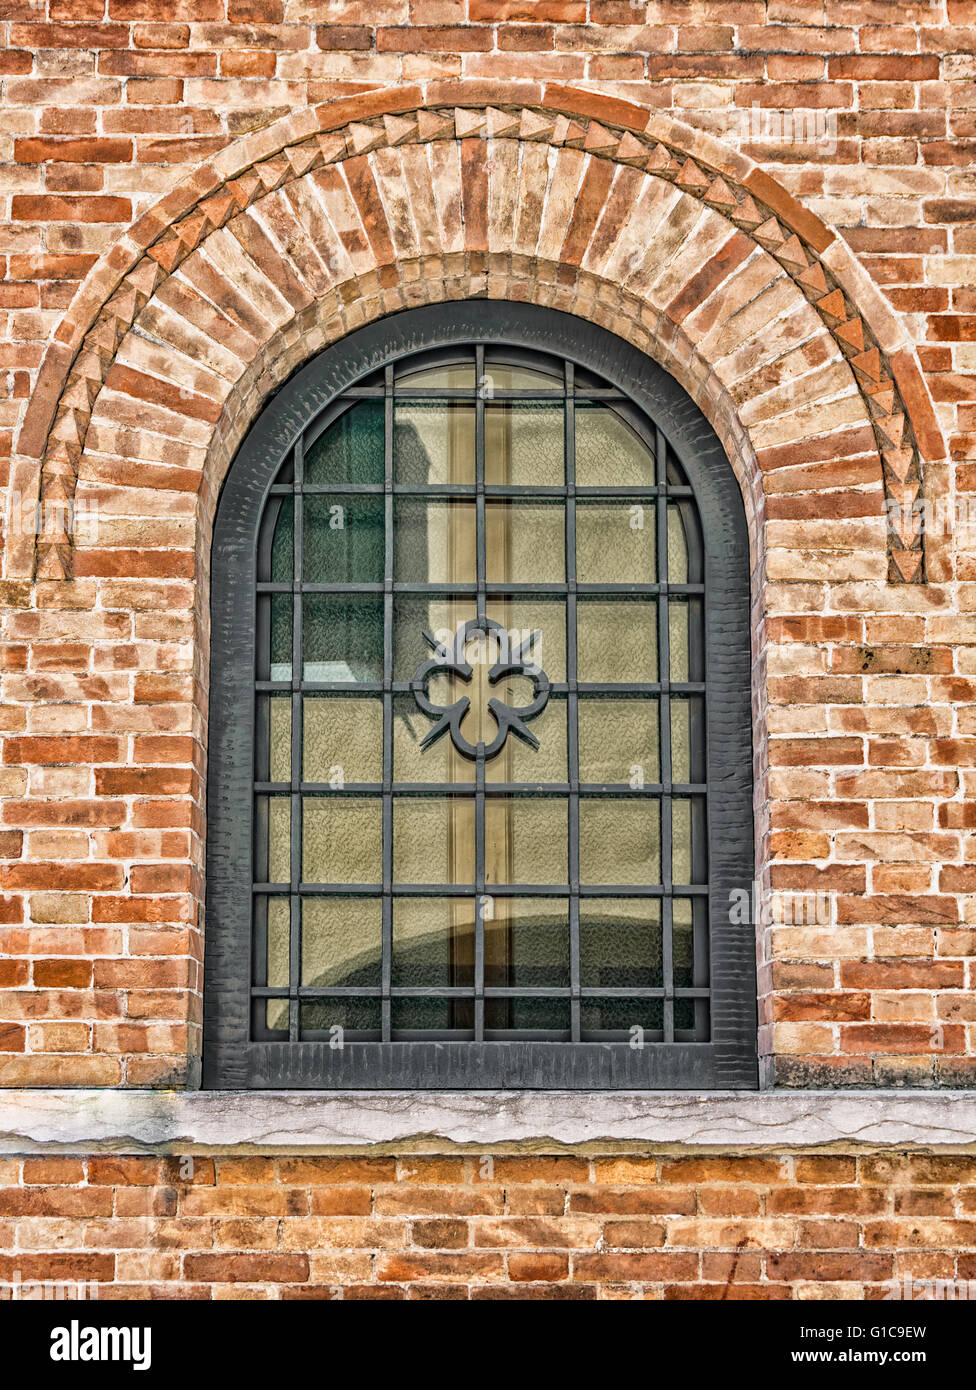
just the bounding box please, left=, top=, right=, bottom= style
left=412, top=617, right=550, bottom=760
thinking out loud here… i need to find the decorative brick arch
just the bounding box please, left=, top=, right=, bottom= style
left=9, top=83, right=947, bottom=592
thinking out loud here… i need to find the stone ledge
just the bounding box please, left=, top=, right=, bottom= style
left=1, top=1090, right=976, bottom=1155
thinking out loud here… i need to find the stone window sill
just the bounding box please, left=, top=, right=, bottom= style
left=1, top=1090, right=975, bottom=1154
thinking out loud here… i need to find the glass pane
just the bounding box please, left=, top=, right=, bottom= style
left=672, top=797, right=706, bottom=885
left=484, top=695, right=567, bottom=784
left=305, top=401, right=384, bottom=485
left=261, top=796, right=291, bottom=883
left=268, top=594, right=292, bottom=681
left=577, top=502, right=655, bottom=583
left=265, top=897, right=289, bottom=1032
left=579, top=799, right=660, bottom=885
left=300, top=1000, right=380, bottom=1036
left=484, top=897, right=569, bottom=988
left=266, top=496, right=293, bottom=583
left=576, top=404, right=654, bottom=488
left=485, top=502, right=565, bottom=583
left=673, top=897, right=696, bottom=990
left=266, top=897, right=290, bottom=987
left=580, top=899, right=662, bottom=988
left=484, top=359, right=562, bottom=389
left=393, top=597, right=477, bottom=681
left=670, top=696, right=704, bottom=784
left=394, top=797, right=475, bottom=885
left=577, top=600, right=657, bottom=682
left=302, top=797, right=382, bottom=882
left=668, top=504, right=688, bottom=583
left=396, top=362, right=475, bottom=388
left=303, top=696, right=383, bottom=783
left=578, top=698, right=659, bottom=785
left=485, top=599, right=566, bottom=681
left=581, top=998, right=663, bottom=1034
left=669, top=599, right=705, bottom=683
left=395, top=402, right=475, bottom=484
left=256, top=694, right=291, bottom=781
left=301, top=897, right=381, bottom=987
left=485, top=403, right=564, bottom=486
left=394, top=499, right=476, bottom=584
left=484, top=797, right=567, bottom=885
left=303, top=595, right=383, bottom=682
left=393, top=695, right=475, bottom=785
left=485, top=997, right=571, bottom=1033
left=392, top=896, right=474, bottom=988
left=304, top=496, right=384, bottom=583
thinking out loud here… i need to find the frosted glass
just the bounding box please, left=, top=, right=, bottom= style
left=579, top=899, right=662, bottom=988
left=578, top=600, right=657, bottom=682
left=578, top=699, right=658, bottom=784
left=301, top=897, right=381, bottom=987
left=580, top=799, right=660, bottom=885
left=395, top=402, right=475, bottom=484
left=576, top=405, right=654, bottom=488
left=302, top=797, right=382, bottom=883
left=577, top=503, right=655, bottom=583
left=303, top=697, right=382, bottom=784
left=485, top=502, right=565, bottom=583
left=485, top=403, right=564, bottom=486
left=305, top=401, right=384, bottom=485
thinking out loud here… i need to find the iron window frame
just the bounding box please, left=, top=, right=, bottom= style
left=203, top=301, right=757, bottom=1090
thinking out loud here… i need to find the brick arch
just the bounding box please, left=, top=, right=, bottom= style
left=9, top=84, right=946, bottom=588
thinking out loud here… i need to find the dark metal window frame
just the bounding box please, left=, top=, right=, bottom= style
left=203, top=302, right=757, bottom=1089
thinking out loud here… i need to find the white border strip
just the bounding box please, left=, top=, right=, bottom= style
left=1, top=1090, right=976, bottom=1153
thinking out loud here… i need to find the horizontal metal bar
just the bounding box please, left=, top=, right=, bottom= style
left=251, top=882, right=709, bottom=896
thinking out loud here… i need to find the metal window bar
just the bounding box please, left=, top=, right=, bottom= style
left=250, top=345, right=710, bottom=1047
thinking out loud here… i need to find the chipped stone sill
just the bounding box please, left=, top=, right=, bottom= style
left=1, top=1090, right=976, bottom=1155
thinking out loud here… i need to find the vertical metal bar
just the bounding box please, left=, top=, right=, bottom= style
left=565, top=361, right=580, bottom=1043
left=474, top=344, right=486, bottom=1039
left=656, top=426, right=674, bottom=1045
left=475, top=344, right=487, bottom=622
left=289, top=435, right=304, bottom=1043
left=382, top=364, right=394, bottom=1042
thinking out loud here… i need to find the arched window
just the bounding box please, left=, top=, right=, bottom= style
left=203, top=303, right=755, bottom=1089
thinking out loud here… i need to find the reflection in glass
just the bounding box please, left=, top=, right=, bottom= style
left=305, top=401, right=384, bottom=485
left=485, top=403, right=564, bottom=486
left=304, top=496, right=384, bottom=584
left=303, top=595, right=383, bottom=682
left=394, top=798, right=475, bottom=885
left=580, top=899, right=662, bottom=988
left=265, top=897, right=289, bottom=1031
left=396, top=363, right=476, bottom=388
left=395, top=402, right=475, bottom=484
left=485, top=798, right=567, bottom=885
left=581, top=997, right=663, bottom=1033
left=394, top=499, right=476, bottom=584
left=302, top=897, right=381, bottom=987
left=485, top=502, right=565, bottom=583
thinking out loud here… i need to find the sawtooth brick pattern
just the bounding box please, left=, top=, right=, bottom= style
left=1, top=1152, right=976, bottom=1300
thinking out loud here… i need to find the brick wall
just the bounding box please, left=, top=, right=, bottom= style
left=1, top=0, right=975, bottom=1301
left=3, top=1149, right=976, bottom=1300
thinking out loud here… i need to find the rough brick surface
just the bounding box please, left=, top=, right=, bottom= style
left=0, top=0, right=975, bottom=1280
left=0, top=1151, right=974, bottom=1300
